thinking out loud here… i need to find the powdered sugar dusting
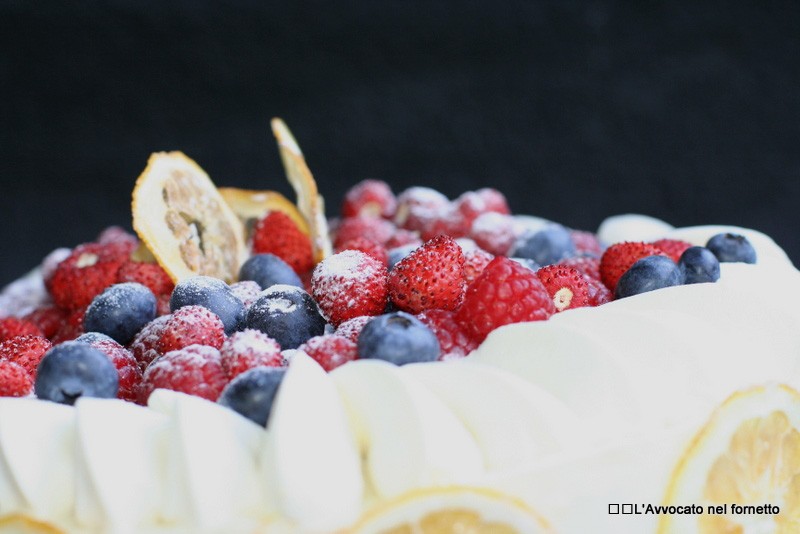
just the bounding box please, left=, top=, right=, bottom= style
left=313, top=250, right=372, bottom=282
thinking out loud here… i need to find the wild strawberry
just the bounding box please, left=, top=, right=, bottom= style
left=220, top=329, right=283, bottom=380
left=419, top=207, right=469, bottom=241
left=417, top=309, right=477, bottom=360
left=385, top=229, right=422, bottom=249
left=394, top=187, right=450, bottom=230
left=0, top=317, right=43, bottom=342
left=157, top=305, right=226, bottom=354
left=252, top=211, right=314, bottom=274
left=0, top=335, right=51, bottom=379
left=311, top=250, right=389, bottom=326
left=0, top=361, right=33, bottom=397
left=457, top=257, right=555, bottom=343
left=90, top=339, right=143, bottom=403
left=469, top=212, right=516, bottom=256
left=571, top=230, right=604, bottom=256
left=455, top=188, right=511, bottom=227
left=651, top=239, right=693, bottom=263
left=336, top=237, right=389, bottom=267
left=117, top=261, right=174, bottom=296
left=130, top=315, right=170, bottom=371
left=333, top=216, right=396, bottom=248
left=298, top=335, right=358, bottom=371
left=230, top=280, right=262, bottom=309
left=389, top=235, right=466, bottom=314
left=341, top=179, right=397, bottom=219
left=48, top=242, right=131, bottom=309
left=41, top=248, right=72, bottom=288
left=463, top=249, right=495, bottom=286
left=334, top=315, right=372, bottom=343
left=535, top=265, right=590, bottom=312
left=600, top=242, right=665, bottom=291
left=558, top=256, right=601, bottom=281
left=140, top=344, right=228, bottom=403
left=96, top=226, right=139, bottom=248
left=51, top=307, right=86, bottom=344
left=585, top=275, right=612, bottom=306
left=24, top=305, right=68, bottom=339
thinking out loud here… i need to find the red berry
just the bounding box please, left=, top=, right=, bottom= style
left=230, top=281, right=262, bottom=309
left=220, top=329, right=283, bottom=380
left=0, top=361, right=33, bottom=397
left=457, top=257, right=555, bottom=343
left=418, top=206, right=469, bottom=241
left=96, top=226, right=139, bottom=248
left=50, top=307, right=86, bottom=344
left=0, top=335, right=52, bottom=379
left=334, top=216, right=396, bottom=249
left=334, top=315, right=372, bottom=343
left=389, top=235, right=466, bottom=314
left=570, top=230, right=604, bottom=256
left=140, top=344, right=228, bottom=403
left=298, top=335, right=358, bottom=372
left=585, top=275, right=612, bottom=306
left=599, top=242, right=665, bottom=291
left=252, top=212, right=314, bottom=274
left=48, top=242, right=131, bottom=309
left=394, top=187, right=450, bottom=230
left=24, top=305, right=68, bottom=340
left=341, top=179, right=397, bottom=219
left=535, top=265, right=590, bottom=312
left=130, top=315, right=170, bottom=371
left=117, top=261, right=175, bottom=296
left=336, top=237, right=389, bottom=267
left=455, top=188, right=511, bottom=227
left=0, top=317, right=43, bottom=342
left=157, top=306, right=226, bottom=354
left=311, top=250, right=389, bottom=326
left=558, top=256, right=601, bottom=281
left=91, top=339, right=143, bottom=403
left=469, top=212, right=516, bottom=256
left=463, top=249, right=495, bottom=286
left=417, top=309, right=477, bottom=360
left=651, top=239, right=693, bottom=263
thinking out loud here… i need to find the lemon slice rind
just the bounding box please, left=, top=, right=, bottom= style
left=218, top=187, right=309, bottom=237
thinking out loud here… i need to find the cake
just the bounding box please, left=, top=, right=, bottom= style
left=0, top=120, right=798, bottom=533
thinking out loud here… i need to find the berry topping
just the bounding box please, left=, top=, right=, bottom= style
left=455, top=188, right=511, bottom=227
left=140, top=344, right=228, bottom=403
left=158, top=305, right=226, bottom=354
left=511, top=224, right=576, bottom=267
left=239, top=253, right=302, bottom=290
left=469, top=212, right=516, bottom=256
left=394, top=186, right=450, bottom=230
left=170, top=275, right=245, bottom=335
left=298, top=335, right=358, bottom=371
left=614, top=256, right=684, bottom=299
left=218, top=367, right=287, bottom=427
left=599, top=241, right=665, bottom=292
left=341, top=179, right=397, bottom=219
left=387, top=244, right=419, bottom=270
left=334, top=216, right=396, bottom=248
left=229, top=280, right=262, bottom=309
left=89, top=339, right=143, bottom=403
left=24, top=305, right=68, bottom=340
left=463, top=249, right=495, bottom=286
left=0, top=317, right=43, bottom=342
left=417, top=309, right=477, bottom=360
left=35, top=342, right=119, bottom=405
left=96, top=226, right=139, bottom=248
left=535, top=265, right=590, bottom=312
left=129, top=315, right=170, bottom=371
left=679, top=246, right=721, bottom=284
left=220, top=329, right=283, bottom=380
left=245, top=285, right=326, bottom=349
left=83, top=282, right=157, bottom=345
left=50, top=307, right=87, bottom=344
left=457, top=257, right=555, bottom=343
left=311, top=250, right=389, bottom=326
left=75, top=332, right=116, bottom=344
left=251, top=211, right=314, bottom=274
left=418, top=206, right=469, bottom=241
left=336, top=237, right=390, bottom=267
left=558, top=256, right=601, bottom=281
left=706, top=233, right=757, bottom=264
left=0, top=335, right=52, bottom=379
left=357, top=312, right=440, bottom=365
left=570, top=230, right=605, bottom=256
left=48, top=242, right=132, bottom=310
left=584, top=276, right=613, bottom=306
left=388, top=235, right=466, bottom=314
left=117, top=261, right=175, bottom=297
left=0, top=361, right=33, bottom=397
left=385, top=229, right=422, bottom=249
left=651, top=239, right=693, bottom=263
left=334, top=315, right=372, bottom=344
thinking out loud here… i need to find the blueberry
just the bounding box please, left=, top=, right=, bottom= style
left=511, top=224, right=575, bottom=266
left=706, top=233, right=757, bottom=264
left=34, top=342, right=118, bottom=405
left=83, top=283, right=157, bottom=345
left=245, top=285, right=326, bottom=349
left=679, top=246, right=721, bottom=284
left=218, top=367, right=286, bottom=427
left=170, top=276, right=245, bottom=334
left=357, top=312, right=440, bottom=365
left=74, top=332, right=116, bottom=344
left=239, top=254, right=302, bottom=290
left=615, top=256, right=684, bottom=299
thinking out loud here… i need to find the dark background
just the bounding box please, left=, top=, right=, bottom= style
left=2, top=1, right=798, bottom=286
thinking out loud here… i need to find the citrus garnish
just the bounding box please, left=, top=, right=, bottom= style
left=348, top=486, right=552, bottom=534
left=131, top=152, right=246, bottom=284
left=270, top=118, right=332, bottom=262
left=0, top=514, right=65, bottom=533
left=660, top=384, right=800, bottom=533
left=218, top=187, right=309, bottom=241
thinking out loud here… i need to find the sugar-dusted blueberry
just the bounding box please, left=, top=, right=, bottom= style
left=239, top=254, right=302, bottom=290
left=34, top=342, right=119, bottom=405
left=706, top=233, right=757, bottom=264
left=615, top=256, right=684, bottom=299
left=511, top=224, right=575, bottom=266
left=679, top=246, right=721, bottom=284
left=74, top=332, right=116, bottom=344
left=170, top=275, right=245, bottom=335
left=83, top=283, right=157, bottom=345
left=218, top=367, right=287, bottom=427
left=245, top=285, right=326, bottom=349
left=357, top=311, right=440, bottom=365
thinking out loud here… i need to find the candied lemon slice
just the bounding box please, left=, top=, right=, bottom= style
left=218, top=187, right=309, bottom=241
left=270, top=118, right=332, bottom=262
left=348, top=486, right=552, bottom=533
left=660, top=384, right=800, bottom=533
left=0, top=514, right=64, bottom=533
left=132, top=152, right=246, bottom=284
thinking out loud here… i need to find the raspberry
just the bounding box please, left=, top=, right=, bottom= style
left=129, top=315, right=170, bottom=371
left=220, top=329, right=283, bottom=379
left=49, top=242, right=131, bottom=310
left=156, top=294, right=172, bottom=316
left=51, top=307, right=86, bottom=344
left=252, top=212, right=314, bottom=274
left=599, top=242, right=665, bottom=291
left=41, top=248, right=72, bottom=288
left=298, top=335, right=358, bottom=372
left=558, top=256, right=601, bottom=281
left=455, top=188, right=511, bottom=227
left=24, top=305, right=68, bottom=339
left=336, top=237, right=389, bottom=267
left=463, top=249, right=495, bottom=286
left=469, top=212, right=516, bottom=256
left=0, top=335, right=52, bottom=379
left=389, top=235, right=466, bottom=314
left=341, top=179, right=397, bottom=219
left=229, top=280, right=262, bottom=309
left=0, top=361, right=33, bottom=397
left=385, top=229, right=422, bottom=249
left=117, top=261, right=175, bottom=296
left=651, top=239, right=693, bottom=263
left=570, top=230, right=604, bottom=256
left=394, top=187, right=450, bottom=230
left=334, top=216, right=396, bottom=248
left=157, top=305, right=226, bottom=354
left=0, top=317, right=43, bottom=342
left=311, top=250, right=389, bottom=326
left=140, top=344, right=228, bottom=403
left=417, top=309, right=477, bottom=360
left=585, top=275, right=613, bottom=306
left=535, top=265, right=590, bottom=312
left=334, top=315, right=372, bottom=343
left=457, top=257, right=555, bottom=343
left=91, top=339, right=143, bottom=403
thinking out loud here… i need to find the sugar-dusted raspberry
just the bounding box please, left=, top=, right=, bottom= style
left=535, top=265, right=590, bottom=312
left=156, top=294, right=171, bottom=316
left=334, top=216, right=396, bottom=249
left=469, top=212, right=516, bottom=256
left=457, top=257, right=555, bottom=343
left=24, top=305, right=68, bottom=340
left=90, top=339, right=143, bottom=403
left=0, top=335, right=52, bottom=379
left=117, top=261, right=174, bottom=296
left=651, top=239, right=693, bottom=263
left=252, top=211, right=314, bottom=274
left=599, top=242, right=665, bottom=291
left=229, top=280, right=262, bottom=309
left=389, top=235, right=466, bottom=314
left=463, top=249, right=495, bottom=286
left=158, top=305, right=226, bottom=354
left=140, top=344, right=228, bottom=403
left=50, top=307, right=86, bottom=344
left=394, top=186, right=450, bottom=230
left=336, top=237, right=389, bottom=267
left=129, top=315, right=170, bottom=371
left=570, top=230, right=605, bottom=256
left=0, top=317, right=43, bottom=342
left=41, top=248, right=72, bottom=288
left=0, top=360, right=33, bottom=397
left=298, top=335, right=358, bottom=372
left=585, top=275, right=613, bottom=306
left=417, top=309, right=477, bottom=360
left=48, top=242, right=132, bottom=310
left=341, top=179, right=397, bottom=219
left=455, top=188, right=511, bottom=227
left=335, top=315, right=372, bottom=343
left=559, top=256, right=601, bottom=281
left=220, top=329, right=283, bottom=380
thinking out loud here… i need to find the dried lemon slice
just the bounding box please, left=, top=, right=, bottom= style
left=270, top=118, right=332, bottom=262
left=348, top=486, right=552, bottom=533
left=218, top=187, right=309, bottom=241
left=132, top=152, right=246, bottom=284
left=659, top=384, right=800, bottom=533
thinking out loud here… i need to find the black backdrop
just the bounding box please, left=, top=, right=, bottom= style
left=2, top=1, right=799, bottom=286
